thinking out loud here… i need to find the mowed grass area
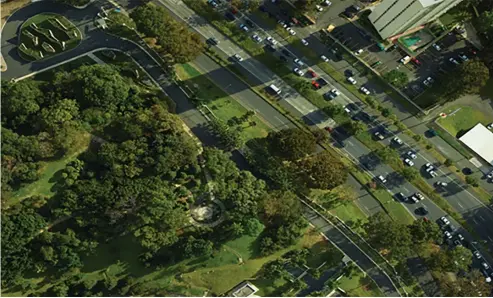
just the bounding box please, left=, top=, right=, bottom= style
left=175, top=63, right=271, bottom=141
left=338, top=270, right=385, bottom=297
left=437, top=105, right=493, bottom=137
left=6, top=132, right=91, bottom=206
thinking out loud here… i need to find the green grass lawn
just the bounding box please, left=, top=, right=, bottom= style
left=175, top=63, right=271, bottom=141
left=338, top=270, right=385, bottom=297
left=437, top=105, right=493, bottom=137
left=6, top=132, right=91, bottom=207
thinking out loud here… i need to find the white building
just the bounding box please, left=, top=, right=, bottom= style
left=459, top=123, right=493, bottom=166
left=369, top=0, right=463, bottom=39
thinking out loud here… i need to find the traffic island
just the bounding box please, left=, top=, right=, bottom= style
left=18, top=13, right=82, bottom=61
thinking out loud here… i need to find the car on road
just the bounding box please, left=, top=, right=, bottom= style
left=325, top=89, right=340, bottom=100
left=407, top=151, right=417, bottom=159
left=312, top=80, right=321, bottom=89
left=392, top=137, right=403, bottom=145
left=459, top=53, right=469, bottom=62
left=400, top=55, right=411, bottom=64
left=440, top=216, right=450, bottom=225
left=435, top=181, right=448, bottom=188
left=252, top=34, right=263, bottom=43
left=374, top=132, right=385, bottom=140
left=377, top=175, right=387, bottom=184
left=347, top=77, right=357, bottom=85
left=308, top=70, right=317, bottom=78
left=395, top=192, right=406, bottom=201
left=416, top=206, right=428, bottom=215
left=301, top=39, right=309, bottom=46
left=474, top=251, right=482, bottom=259
left=293, top=67, right=304, bottom=76
left=354, top=49, right=364, bottom=55
left=266, top=36, right=278, bottom=45
left=423, top=77, right=434, bottom=87
left=321, top=55, right=329, bottom=62
left=207, top=37, right=219, bottom=46
left=359, top=86, right=370, bottom=95
left=404, top=158, right=414, bottom=167
left=239, top=24, right=249, bottom=32
left=281, top=49, right=292, bottom=57
left=449, top=57, right=459, bottom=65
left=294, top=58, right=304, bottom=66
left=432, top=43, right=441, bottom=51
left=232, top=54, right=243, bottom=62
left=444, top=231, right=452, bottom=239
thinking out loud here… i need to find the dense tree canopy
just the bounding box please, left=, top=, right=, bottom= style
left=383, top=70, right=409, bottom=89
left=267, top=128, right=317, bottom=161
left=296, top=152, right=347, bottom=190
left=1, top=79, right=43, bottom=129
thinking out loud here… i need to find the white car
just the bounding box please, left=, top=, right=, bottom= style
left=294, top=58, right=304, bottom=66
left=288, top=28, right=296, bottom=35
left=330, top=88, right=340, bottom=96
left=486, top=123, right=493, bottom=130
left=400, top=55, right=410, bottom=64
left=321, top=55, right=329, bottom=62
left=377, top=175, right=387, bottom=184
left=440, top=216, right=450, bottom=225
left=435, top=181, right=448, bottom=187
left=347, top=77, right=357, bottom=85
left=412, top=192, right=424, bottom=201
left=374, top=132, right=385, bottom=140
left=266, top=36, right=277, bottom=45
left=293, top=67, right=304, bottom=76
left=432, top=43, right=441, bottom=51
left=423, top=77, right=434, bottom=87
left=354, top=49, right=364, bottom=55
left=315, top=4, right=323, bottom=11
left=487, top=171, right=493, bottom=179
left=252, top=34, right=263, bottom=43
left=301, top=39, right=309, bottom=46
left=323, top=0, right=332, bottom=5
left=473, top=251, right=482, bottom=259
left=444, top=231, right=452, bottom=239
left=482, top=262, right=490, bottom=270
left=407, top=151, right=417, bottom=159
left=449, top=57, right=459, bottom=65
left=359, top=86, right=370, bottom=95
left=392, top=137, right=403, bottom=145
left=404, top=158, right=414, bottom=167
left=409, top=196, right=419, bottom=203
left=233, top=54, right=243, bottom=62
left=239, top=24, right=249, bottom=32
left=457, top=234, right=464, bottom=241
left=458, top=53, right=468, bottom=62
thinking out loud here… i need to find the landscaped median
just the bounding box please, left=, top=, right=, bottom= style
left=18, top=13, right=81, bottom=61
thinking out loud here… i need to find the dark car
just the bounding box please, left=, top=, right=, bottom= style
left=207, top=37, right=219, bottom=46
left=316, top=77, right=328, bottom=87
left=345, top=69, right=354, bottom=77
left=281, top=49, right=292, bottom=57
left=225, top=12, right=236, bottom=21
left=245, top=19, right=255, bottom=28
left=416, top=206, right=429, bottom=215
left=280, top=55, right=288, bottom=62
left=265, top=44, right=276, bottom=52
left=259, top=5, right=267, bottom=12
left=395, top=192, right=406, bottom=201
left=346, top=103, right=358, bottom=112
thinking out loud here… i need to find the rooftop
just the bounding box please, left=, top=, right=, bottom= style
left=458, top=123, right=493, bottom=165
left=230, top=282, right=259, bottom=297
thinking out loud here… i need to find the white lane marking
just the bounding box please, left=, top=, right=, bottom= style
left=479, top=215, right=486, bottom=222
left=457, top=202, right=464, bottom=209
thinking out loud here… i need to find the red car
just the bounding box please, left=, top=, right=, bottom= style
left=411, top=57, right=421, bottom=66
left=311, top=80, right=321, bottom=89
left=308, top=70, right=317, bottom=78
left=231, top=6, right=238, bottom=14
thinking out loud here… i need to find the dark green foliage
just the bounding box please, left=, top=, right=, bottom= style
left=383, top=70, right=409, bottom=88
left=267, top=128, right=317, bottom=161
left=1, top=79, right=43, bottom=129
left=182, top=236, right=214, bottom=258
left=296, top=152, right=347, bottom=190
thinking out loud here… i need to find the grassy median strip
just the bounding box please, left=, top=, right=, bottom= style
left=175, top=62, right=270, bottom=141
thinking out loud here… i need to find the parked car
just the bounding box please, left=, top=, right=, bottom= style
left=293, top=67, right=304, bottom=76
left=245, top=19, right=255, bottom=28
left=239, top=23, right=249, bottom=32
left=311, top=80, right=321, bottom=89
left=347, top=77, right=357, bottom=85
left=407, top=151, right=417, bottom=159
left=207, top=37, right=219, bottom=46
left=423, top=77, right=434, bottom=87
left=404, top=158, right=414, bottom=167
left=232, top=54, right=243, bottom=62
left=440, top=216, right=450, bottom=225
left=323, top=0, right=332, bottom=6
left=395, top=192, right=406, bottom=201
left=252, top=34, right=263, bottom=43
left=321, top=55, right=329, bottom=62
left=435, top=181, right=448, bottom=188
left=294, top=58, right=304, bottom=66
left=432, top=43, right=441, bottom=51
left=288, top=28, right=296, bottom=35
left=359, top=86, right=370, bottom=95
left=411, top=193, right=424, bottom=202
left=374, top=132, right=385, bottom=140
left=400, top=55, right=411, bottom=64
left=354, top=49, right=364, bottom=55
left=301, top=39, right=309, bottom=46
left=325, top=88, right=340, bottom=99
left=449, top=57, right=459, bottom=65
left=458, top=53, right=469, bottom=61
left=317, top=77, right=328, bottom=87
left=392, top=137, right=403, bottom=145
left=473, top=251, right=482, bottom=259
left=225, top=12, right=236, bottom=21
left=308, top=70, right=317, bottom=78
left=315, top=4, right=323, bottom=11
left=266, top=36, right=277, bottom=45
left=487, top=123, right=493, bottom=130
left=444, top=231, right=453, bottom=239
left=416, top=206, right=428, bottom=215
left=377, top=175, right=387, bottom=184
left=280, top=55, right=288, bottom=62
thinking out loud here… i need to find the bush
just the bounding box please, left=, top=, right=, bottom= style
left=413, top=134, right=422, bottom=142
left=465, top=176, right=479, bottom=186
left=381, top=108, right=391, bottom=117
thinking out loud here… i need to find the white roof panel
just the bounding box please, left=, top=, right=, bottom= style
left=458, top=123, right=493, bottom=166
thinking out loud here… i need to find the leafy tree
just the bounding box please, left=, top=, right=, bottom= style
left=448, top=246, right=473, bottom=271
left=262, top=190, right=302, bottom=226
left=383, top=70, right=409, bottom=88
left=209, top=118, right=243, bottom=150
left=231, top=0, right=261, bottom=11
left=267, top=128, right=317, bottom=161
left=400, top=167, right=419, bottom=181
left=364, top=212, right=413, bottom=260
left=262, top=259, right=289, bottom=279
left=296, top=152, right=347, bottom=189
left=408, top=219, right=442, bottom=244
left=203, top=148, right=237, bottom=180
left=439, top=269, right=492, bottom=296
left=244, top=218, right=264, bottom=236
left=373, top=147, right=399, bottom=164
left=40, top=99, right=79, bottom=130
left=1, top=79, right=43, bottom=129
left=476, top=10, right=493, bottom=36
left=323, top=104, right=344, bottom=117
left=182, top=236, right=214, bottom=258
left=458, top=59, right=490, bottom=94
left=344, top=120, right=366, bottom=135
